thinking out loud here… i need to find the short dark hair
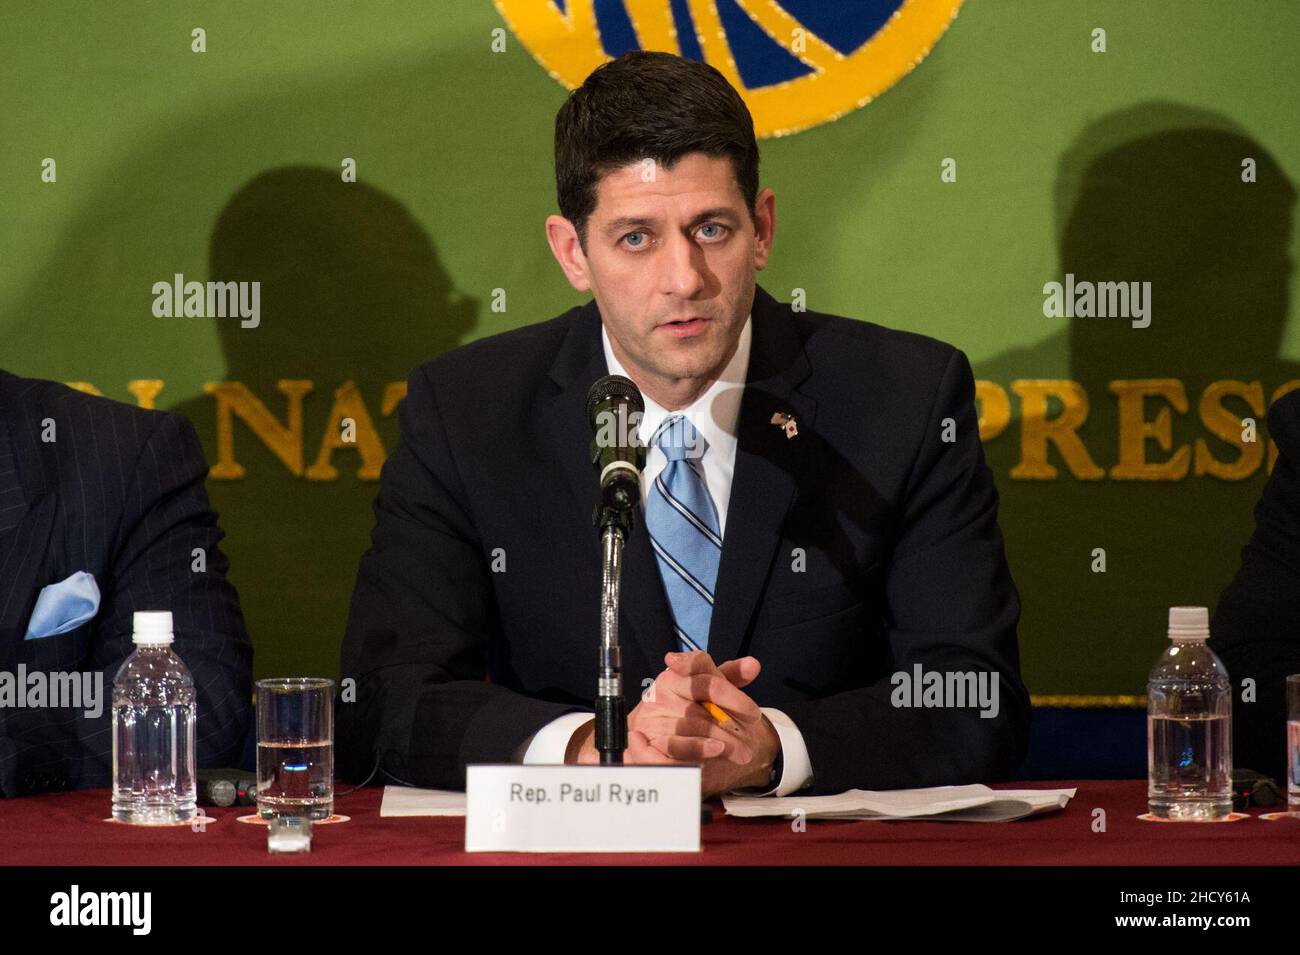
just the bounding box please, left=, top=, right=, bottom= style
left=554, top=50, right=759, bottom=251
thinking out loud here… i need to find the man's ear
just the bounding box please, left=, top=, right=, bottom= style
left=751, top=187, right=775, bottom=272
left=545, top=214, right=592, bottom=292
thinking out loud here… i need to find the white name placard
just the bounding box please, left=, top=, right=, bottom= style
left=465, top=764, right=701, bottom=853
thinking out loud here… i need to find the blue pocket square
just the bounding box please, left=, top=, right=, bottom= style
left=24, top=571, right=101, bottom=640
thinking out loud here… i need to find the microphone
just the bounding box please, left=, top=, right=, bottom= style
left=586, top=374, right=646, bottom=527
left=585, top=375, right=644, bottom=765
left=197, top=768, right=258, bottom=807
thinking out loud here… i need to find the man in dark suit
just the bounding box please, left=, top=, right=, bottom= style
left=338, top=50, right=1029, bottom=797
left=1211, top=388, right=1300, bottom=786
left=0, top=369, right=253, bottom=796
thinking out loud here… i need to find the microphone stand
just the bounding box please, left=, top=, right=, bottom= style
left=591, top=448, right=643, bottom=766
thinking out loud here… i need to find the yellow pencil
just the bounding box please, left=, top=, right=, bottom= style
left=702, top=701, right=732, bottom=725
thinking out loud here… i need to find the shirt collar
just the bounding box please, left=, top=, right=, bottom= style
left=601, top=314, right=752, bottom=457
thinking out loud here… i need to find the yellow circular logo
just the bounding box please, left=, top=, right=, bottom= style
left=495, top=0, right=964, bottom=137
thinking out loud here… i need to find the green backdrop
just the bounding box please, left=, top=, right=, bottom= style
left=4, top=1, right=1297, bottom=700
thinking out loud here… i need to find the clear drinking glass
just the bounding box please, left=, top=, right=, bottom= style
left=1288, top=675, right=1300, bottom=814
left=256, top=678, right=334, bottom=820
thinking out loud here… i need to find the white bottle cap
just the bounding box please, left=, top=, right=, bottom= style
left=132, top=610, right=175, bottom=645
left=1168, top=606, right=1209, bottom=642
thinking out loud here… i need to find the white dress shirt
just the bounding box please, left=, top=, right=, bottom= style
left=520, top=311, right=814, bottom=797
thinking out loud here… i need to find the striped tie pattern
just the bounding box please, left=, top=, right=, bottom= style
left=645, top=414, right=722, bottom=652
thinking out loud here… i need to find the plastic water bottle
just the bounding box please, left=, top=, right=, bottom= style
left=111, top=611, right=197, bottom=824
left=1147, top=606, right=1233, bottom=820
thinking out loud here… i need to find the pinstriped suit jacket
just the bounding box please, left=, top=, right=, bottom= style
left=0, top=369, right=252, bottom=797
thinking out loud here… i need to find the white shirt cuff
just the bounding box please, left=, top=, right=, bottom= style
left=727, top=706, right=813, bottom=797
left=521, top=712, right=595, bottom=764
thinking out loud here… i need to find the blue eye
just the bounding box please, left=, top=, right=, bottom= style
left=698, top=223, right=726, bottom=240
left=623, top=232, right=646, bottom=248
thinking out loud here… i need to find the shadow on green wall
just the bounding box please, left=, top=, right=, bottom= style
left=978, top=102, right=1298, bottom=694
left=173, top=167, right=477, bottom=681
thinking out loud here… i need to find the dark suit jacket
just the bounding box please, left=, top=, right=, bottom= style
left=0, top=370, right=253, bottom=796
left=1210, top=387, right=1300, bottom=784
left=338, top=284, right=1030, bottom=794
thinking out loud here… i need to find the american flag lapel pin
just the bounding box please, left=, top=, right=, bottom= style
left=770, top=411, right=798, bottom=439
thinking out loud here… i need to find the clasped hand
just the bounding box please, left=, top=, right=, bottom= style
left=568, top=650, right=780, bottom=798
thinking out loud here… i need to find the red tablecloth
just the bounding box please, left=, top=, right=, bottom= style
left=2, top=780, right=1296, bottom=866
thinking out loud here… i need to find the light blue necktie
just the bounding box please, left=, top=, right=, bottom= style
left=645, top=414, right=722, bottom=652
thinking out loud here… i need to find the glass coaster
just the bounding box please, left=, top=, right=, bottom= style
left=1137, top=812, right=1250, bottom=823
left=103, top=815, right=218, bottom=827
left=236, top=813, right=349, bottom=825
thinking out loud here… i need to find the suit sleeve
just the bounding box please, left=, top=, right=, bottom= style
left=337, top=365, right=588, bottom=789
left=0, top=411, right=253, bottom=795
left=119, top=412, right=253, bottom=768
left=781, top=348, right=1031, bottom=794
left=1209, top=391, right=1300, bottom=784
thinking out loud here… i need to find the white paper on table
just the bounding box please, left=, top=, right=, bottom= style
left=722, top=784, right=1077, bottom=823
left=379, top=785, right=468, bottom=817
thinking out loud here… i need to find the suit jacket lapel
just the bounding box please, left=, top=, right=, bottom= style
left=0, top=371, right=60, bottom=656
left=706, top=285, right=817, bottom=665
left=541, top=299, right=608, bottom=537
